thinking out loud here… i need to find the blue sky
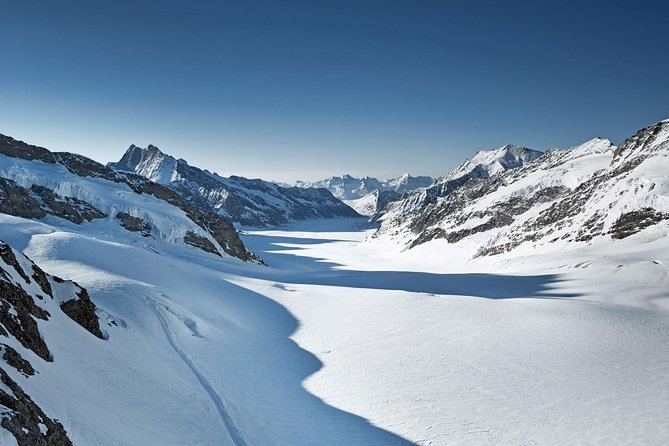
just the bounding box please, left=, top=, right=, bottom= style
left=1, top=0, right=668, bottom=182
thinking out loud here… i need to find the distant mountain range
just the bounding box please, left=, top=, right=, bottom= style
left=297, top=145, right=542, bottom=217
left=295, top=174, right=434, bottom=216
left=296, top=173, right=434, bottom=201
left=109, top=145, right=359, bottom=227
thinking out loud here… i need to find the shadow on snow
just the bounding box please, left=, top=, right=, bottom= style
left=241, top=232, right=581, bottom=300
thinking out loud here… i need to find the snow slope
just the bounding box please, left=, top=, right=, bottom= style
left=1, top=197, right=668, bottom=445
left=228, top=217, right=669, bottom=445
left=0, top=214, right=413, bottom=445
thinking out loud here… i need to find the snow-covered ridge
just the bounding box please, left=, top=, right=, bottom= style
left=0, top=134, right=259, bottom=262
left=296, top=173, right=434, bottom=217
left=110, top=145, right=359, bottom=227
left=378, top=144, right=544, bottom=220
left=375, top=120, right=669, bottom=258
left=441, top=144, right=543, bottom=182
left=296, top=173, right=434, bottom=201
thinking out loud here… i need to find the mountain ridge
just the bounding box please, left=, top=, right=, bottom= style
left=0, top=133, right=261, bottom=263
left=373, top=120, right=669, bottom=259
left=110, top=145, right=360, bottom=227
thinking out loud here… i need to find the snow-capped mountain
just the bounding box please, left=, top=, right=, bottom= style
left=375, top=120, right=669, bottom=258
left=0, top=134, right=261, bottom=263
left=296, top=173, right=433, bottom=201
left=296, top=173, right=434, bottom=216
left=109, top=145, right=359, bottom=227
left=0, top=240, right=103, bottom=444
left=441, top=144, right=543, bottom=182
left=376, top=144, right=543, bottom=220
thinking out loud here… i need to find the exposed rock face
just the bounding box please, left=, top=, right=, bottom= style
left=59, top=289, right=103, bottom=339
left=610, top=208, right=669, bottom=239
left=0, top=367, right=73, bottom=446
left=30, top=185, right=106, bottom=223
left=0, top=134, right=56, bottom=164
left=0, top=278, right=52, bottom=362
left=1, top=344, right=35, bottom=376
left=0, top=178, right=47, bottom=220
left=0, top=179, right=107, bottom=224
left=110, top=144, right=360, bottom=227
left=115, top=211, right=152, bottom=236
left=377, top=120, right=669, bottom=257
left=123, top=178, right=262, bottom=262
left=0, top=240, right=106, bottom=444
left=184, top=231, right=221, bottom=256
left=0, top=133, right=261, bottom=262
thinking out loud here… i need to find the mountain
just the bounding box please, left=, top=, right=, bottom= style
left=109, top=145, right=359, bottom=227
left=373, top=144, right=543, bottom=221
left=0, top=240, right=103, bottom=444
left=296, top=173, right=434, bottom=216
left=375, top=120, right=669, bottom=258
left=296, top=173, right=434, bottom=200
left=0, top=134, right=261, bottom=263
left=440, top=144, right=543, bottom=183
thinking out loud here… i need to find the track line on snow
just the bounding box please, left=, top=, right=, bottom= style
left=146, top=298, right=248, bottom=446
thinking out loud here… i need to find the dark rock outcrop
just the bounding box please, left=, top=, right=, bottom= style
left=1, top=344, right=35, bottom=376
left=0, top=178, right=106, bottom=224
left=0, top=280, right=52, bottom=362
left=0, top=135, right=56, bottom=164
left=30, top=185, right=106, bottom=224
left=184, top=231, right=221, bottom=256
left=115, top=212, right=152, bottom=236
left=59, top=289, right=103, bottom=339
left=610, top=208, right=669, bottom=239
left=0, top=241, right=107, bottom=444
left=0, top=178, right=46, bottom=220
left=0, top=367, right=73, bottom=446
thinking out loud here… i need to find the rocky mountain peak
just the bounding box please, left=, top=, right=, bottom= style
left=108, top=146, right=359, bottom=227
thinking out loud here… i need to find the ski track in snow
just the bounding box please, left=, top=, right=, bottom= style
left=146, top=296, right=248, bottom=446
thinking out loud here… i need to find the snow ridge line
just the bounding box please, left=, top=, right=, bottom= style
left=145, top=297, right=248, bottom=446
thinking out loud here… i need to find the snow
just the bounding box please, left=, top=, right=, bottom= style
left=1, top=209, right=667, bottom=444
left=298, top=174, right=433, bottom=200
left=441, top=144, right=543, bottom=182
left=343, top=191, right=379, bottom=216
left=1, top=124, right=668, bottom=444
left=0, top=153, right=228, bottom=255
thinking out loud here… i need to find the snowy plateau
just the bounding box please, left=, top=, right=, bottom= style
left=0, top=119, right=667, bottom=445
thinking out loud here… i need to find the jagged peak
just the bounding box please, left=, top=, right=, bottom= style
left=125, top=143, right=168, bottom=157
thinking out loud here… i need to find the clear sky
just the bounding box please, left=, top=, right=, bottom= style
left=1, top=0, right=668, bottom=182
